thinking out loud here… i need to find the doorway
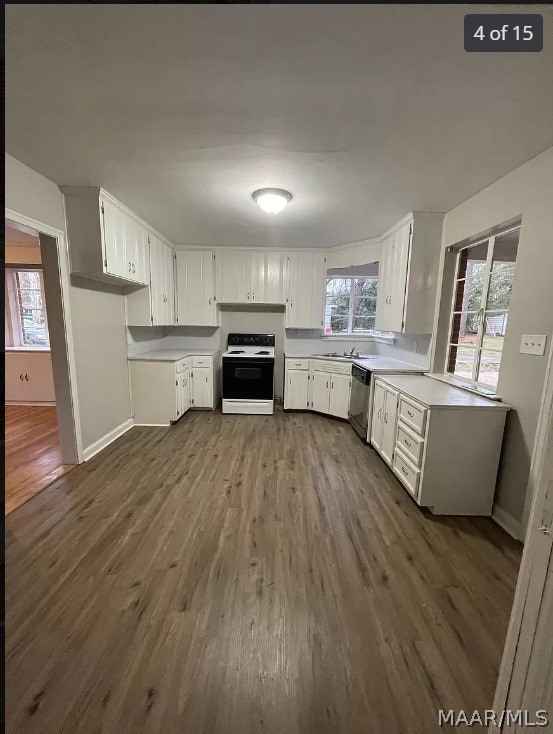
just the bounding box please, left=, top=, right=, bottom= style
left=4, top=216, right=80, bottom=513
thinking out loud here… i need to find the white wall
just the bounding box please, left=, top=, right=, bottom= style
left=5, top=153, right=133, bottom=456
left=433, top=146, right=553, bottom=537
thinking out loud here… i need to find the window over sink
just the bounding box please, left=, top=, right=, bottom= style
left=325, top=275, right=378, bottom=335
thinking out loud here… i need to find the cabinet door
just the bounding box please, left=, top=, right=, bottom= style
left=215, top=250, right=250, bottom=303
left=133, top=224, right=150, bottom=286
left=328, top=373, right=351, bottom=420
left=192, top=368, right=212, bottom=408
left=265, top=251, right=285, bottom=303
left=381, top=387, right=399, bottom=466
left=387, top=222, right=411, bottom=331
left=370, top=381, right=386, bottom=452
left=176, top=251, right=217, bottom=326
left=249, top=251, right=266, bottom=304
left=375, top=233, right=392, bottom=331
left=284, top=369, right=309, bottom=410
left=165, top=246, right=176, bottom=325
left=286, top=252, right=325, bottom=328
left=182, top=370, right=192, bottom=414
left=311, top=370, right=330, bottom=414
left=149, top=236, right=165, bottom=325
left=175, top=372, right=184, bottom=420
left=101, top=198, right=127, bottom=279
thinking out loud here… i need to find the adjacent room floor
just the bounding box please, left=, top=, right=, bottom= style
left=5, top=409, right=522, bottom=734
left=5, top=404, right=74, bottom=515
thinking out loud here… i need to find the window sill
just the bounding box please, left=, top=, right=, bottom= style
left=5, top=346, right=51, bottom=353
left=427, top=373, right=502, bottom=401
left=321, top=334, right=396, bottom=344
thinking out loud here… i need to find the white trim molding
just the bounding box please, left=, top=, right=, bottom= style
left=5, top=207, right=84, bottom=463
left=82, top=419, right=134, bottom=462
left=492, top=504, right=523, bottom=541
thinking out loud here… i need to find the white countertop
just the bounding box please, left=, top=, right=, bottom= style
left=285, top=353, right=423, bottom=373
left=128, top=349, right=220, bottom=362
left=376, top=374, right=510, bottom=410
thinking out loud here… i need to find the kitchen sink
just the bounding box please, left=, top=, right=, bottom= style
left=312, top=352, right=376, bottom=360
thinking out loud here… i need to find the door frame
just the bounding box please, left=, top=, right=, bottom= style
left=5, top=207, right=84, bottom=464
left=491, top=340, right=553, bottom=731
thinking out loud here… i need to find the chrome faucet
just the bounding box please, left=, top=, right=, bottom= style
left=344, top=346, right=359, bottom=358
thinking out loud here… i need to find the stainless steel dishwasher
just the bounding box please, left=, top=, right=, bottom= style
left=348, top=364, right=371, bottom=440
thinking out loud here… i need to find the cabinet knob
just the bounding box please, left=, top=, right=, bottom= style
left=404, top=439, right=412, bottom=447
left=401, top=466, right=408, bottom=476
left=19, top=373, right=24, bottom=381
left=384, top=413, right=388, bottom=423
left=25, top=374, right=29, bottom=381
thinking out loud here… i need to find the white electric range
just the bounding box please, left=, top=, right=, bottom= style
left=222, top=333, right=275, bottom=414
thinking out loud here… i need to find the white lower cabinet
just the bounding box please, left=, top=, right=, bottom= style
left=371, top=381, right=398, bottom=465
left=328, top=373, right=352, bottom=419
left=284, top=358, right=351, bottom=419
left=369, top=374, right=510, bottom=516
left=284, top=368, right=310, bottom=410
left=191, top=367, right=213, bottom=409
left=130, top=354, right=219, bottom=425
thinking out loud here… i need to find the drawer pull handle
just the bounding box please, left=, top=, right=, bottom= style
left=407, top=410, right=414, bottom=417
left=294, top=363, right=301, bottom=366
left=404, top=439, right=412, bottom=447
left=401, top=466, right=408, bottom=476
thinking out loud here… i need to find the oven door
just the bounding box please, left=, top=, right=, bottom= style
left=222, top=358, right=274, bottom=400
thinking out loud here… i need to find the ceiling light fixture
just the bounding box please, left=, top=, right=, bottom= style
left=252, top=188, right=292, bottom=214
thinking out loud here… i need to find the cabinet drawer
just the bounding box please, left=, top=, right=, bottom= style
left=176, top=358, right=191, bottom=373
left=312, top=359, right=352, bottom=375
left=192, top=356, right=212, bottom=368
left=396, top=422, right=424, bottom=467
left=393, top=448, right=420, bottom=500
left=285, top=358, right=310, bottom=371
left=398, top=396, right=427, bottom=435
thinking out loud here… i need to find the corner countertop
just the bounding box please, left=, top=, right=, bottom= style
left=376, top=374, right=510, bottom=410
left=285, top=353, right=424, bottom=373
left=128, top=349, right=220, bottom=362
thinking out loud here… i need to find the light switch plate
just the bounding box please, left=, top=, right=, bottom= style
left=520, top=334, right=547, bottom=356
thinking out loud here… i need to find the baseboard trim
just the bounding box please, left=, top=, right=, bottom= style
left=82, top=418, right=134, bottom=462
left=492, top=504, right=523, bottom=541
left=6, top=400, right=56, bottom=407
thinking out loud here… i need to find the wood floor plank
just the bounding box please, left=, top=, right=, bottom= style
left=5, top=408, right=522, bottom=733
left=5, top=404, right=74, bottom=514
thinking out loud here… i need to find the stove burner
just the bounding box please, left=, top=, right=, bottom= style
left=228, top=350, right=245, bottom=354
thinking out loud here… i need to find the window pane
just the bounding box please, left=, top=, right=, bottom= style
left=486, top=230, right=519, bottom=311
left=326, top=278, right=350, bottom=296
left=17, top=271, right=41, bottom=290
left=330, top=314, right=348, bottom=333
left=19, top=289, right=44, bottom=309
left=456, top=242, right=489, bottom=312
left=353, top=296, right=377, bottom=317
left=358, top=278, right=378, bottom=298
left=449, top=311, right=480, bottom=346
left=353, top=315, right=375, bottom=332
left=477, top=350, right=502, bottom=389
left=447, top=345, right=476, bottom=380
left=21, top=309, right=48, bottom=346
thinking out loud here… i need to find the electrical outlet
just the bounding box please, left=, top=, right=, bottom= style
left=520, top=334, right=547, bottom=356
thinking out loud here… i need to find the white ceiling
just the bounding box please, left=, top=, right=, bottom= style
left=6, top=4, right=553, bottom=248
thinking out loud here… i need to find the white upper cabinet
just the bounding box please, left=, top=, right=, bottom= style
left=215, top=250, right=250, bottom=303
left=175, top=250, right=217, bottom=326
left=286, top=251, right=326, bottom=329
left=249, top=251, right=286, bottom=304
left=62, top=186, right=151, bottom=287
left=375, top=212, right=444, bottom=334
left=150, top=235, right=175, bottom=326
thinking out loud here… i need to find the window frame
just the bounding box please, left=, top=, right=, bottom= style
left=5, top=266, right=50, bottom=349
left=324, top=274, right=379, bottom=337
left=444, top=225, right=519, bottom=394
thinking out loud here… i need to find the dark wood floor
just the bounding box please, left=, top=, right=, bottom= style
left=5, top=404, right=74, bottom=515
left=5, top=409, right=522, bottom=734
